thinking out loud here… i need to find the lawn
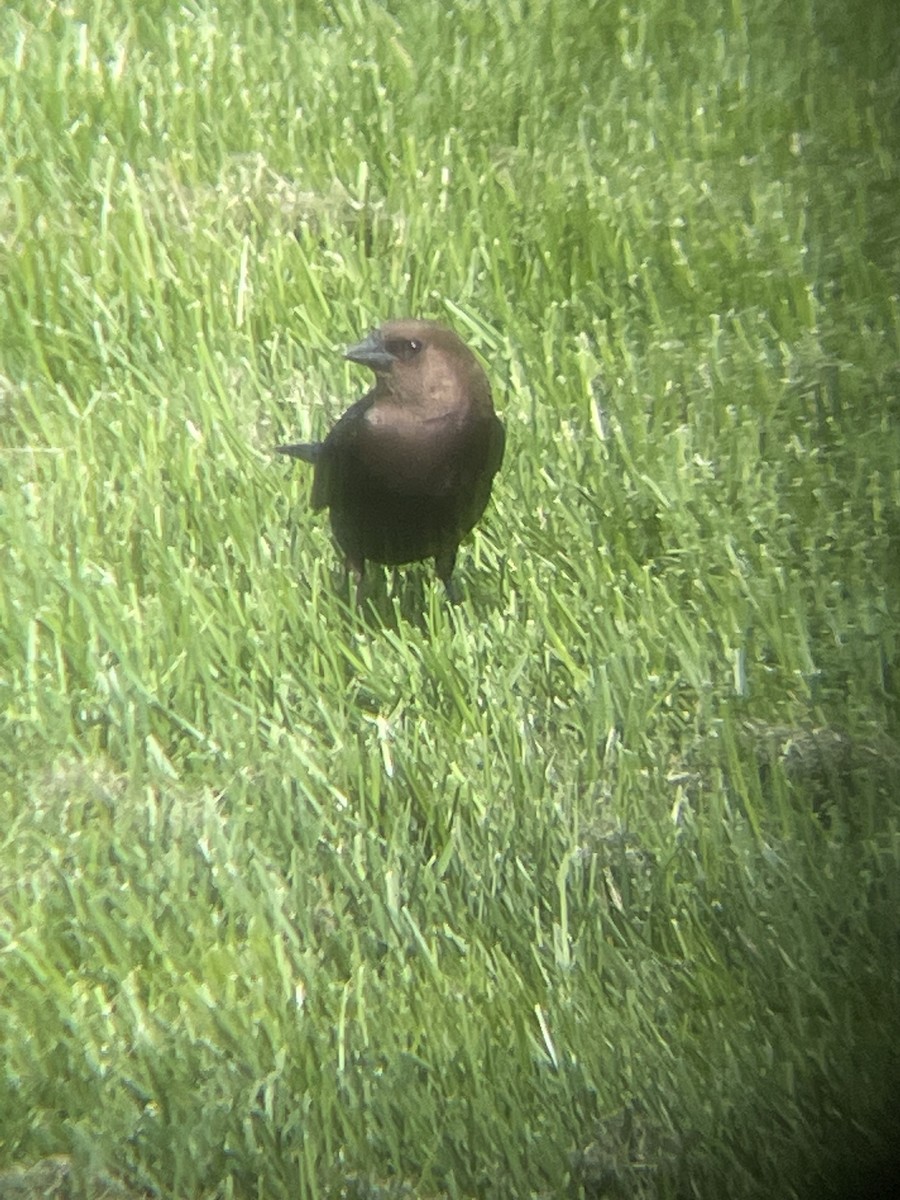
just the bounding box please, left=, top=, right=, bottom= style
left=1, top=1, right=898, bottom=1197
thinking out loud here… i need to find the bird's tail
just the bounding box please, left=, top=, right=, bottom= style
left=275, top=442, right=322, bottom=464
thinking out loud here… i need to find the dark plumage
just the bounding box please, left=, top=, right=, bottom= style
left=276, top=318, right=504, bottom=600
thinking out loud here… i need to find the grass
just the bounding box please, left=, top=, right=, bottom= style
left=1, top=0, right=899, bottom=1196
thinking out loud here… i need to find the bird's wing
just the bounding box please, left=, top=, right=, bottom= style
left=309, top=393, right=375, bottom=510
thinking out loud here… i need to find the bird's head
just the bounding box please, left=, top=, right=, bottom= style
left=344, top=319, right=492, bottom=413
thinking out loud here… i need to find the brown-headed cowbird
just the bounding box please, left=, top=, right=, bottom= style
left=276, top=318, right=504, bottom=600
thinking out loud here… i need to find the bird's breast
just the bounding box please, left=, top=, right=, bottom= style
left=353, top=406, right=470, bottom=496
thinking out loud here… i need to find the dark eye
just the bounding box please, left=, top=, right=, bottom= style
left=387, top=337, right=423, bottom=362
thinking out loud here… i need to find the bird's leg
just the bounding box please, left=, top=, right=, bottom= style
left=346, top=556, right=366, bottom=607
left=435, top=545, right=461, bottom=604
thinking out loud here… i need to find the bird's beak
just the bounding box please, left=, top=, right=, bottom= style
left=344, top=330, right=395, bottom=373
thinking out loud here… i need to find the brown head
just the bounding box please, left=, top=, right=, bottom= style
left=344, top=319, right=494, bottom=418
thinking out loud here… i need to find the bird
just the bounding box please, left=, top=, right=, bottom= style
left=276, top=318, right=504, bottom=602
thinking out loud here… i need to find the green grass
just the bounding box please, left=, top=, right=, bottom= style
left=1, top=0, right=899, bottom=1196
